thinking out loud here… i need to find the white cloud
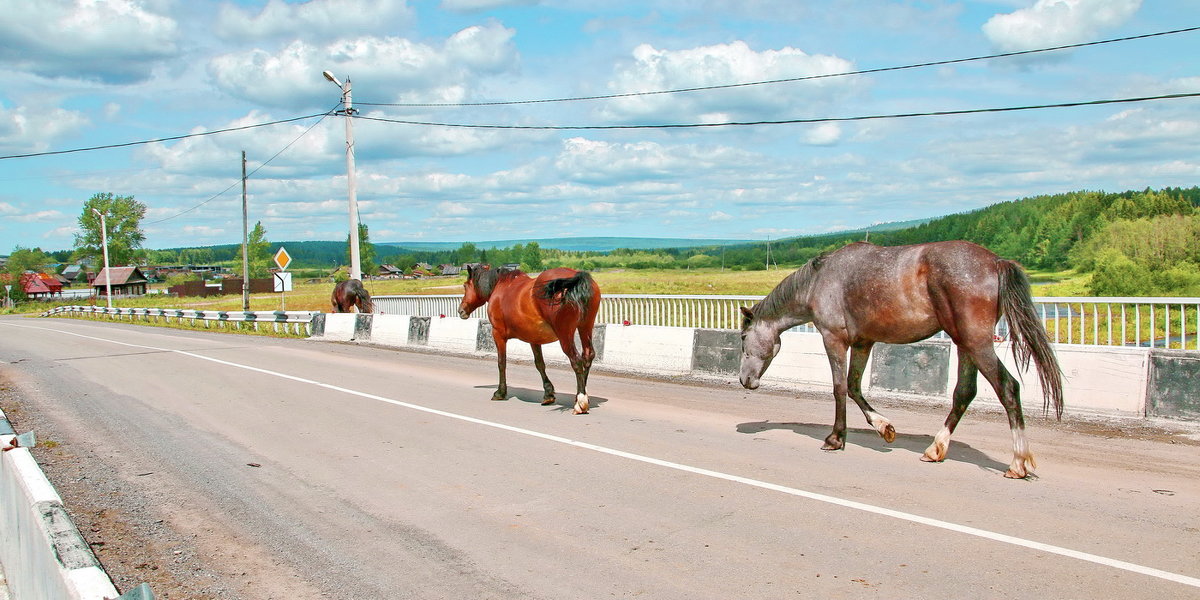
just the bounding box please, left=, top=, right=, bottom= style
left=553, top=137, right=757, bottom=184
left=708, top=211, right=733, bottom=221
left=0, top=103, right=89, bottom=154
left=216, top=0, right=414, bottom=40
left=0, top=0, right=178, bottom=83
left=0, top=202, right=18, bottom=216
left=207, top=22, right=518, bottom=109
left=437, top=201, right=474, bottom=215
left=983, top=0, right=1142, bottom=52
left=569, top=202, right=617, bottom=215
left=13, top=210, right=64, bottom=223
left=440, top=0, right=539, bottom=12
left=600, top=41, right=859, bottom=123
left=803, top=123, right=842, bottom=146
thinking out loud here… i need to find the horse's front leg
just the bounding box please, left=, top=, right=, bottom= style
left=492, top=336, right=509, bottom=401
left=848, top=342, right=895, bottom=443
left=530, top=344, right=556, bottom=405
left=821, top=333, right=851, bottom=451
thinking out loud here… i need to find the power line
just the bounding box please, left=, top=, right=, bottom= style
left=349, top=92, right=1200, bottom=131
left=146, top=107, right=336, bottom=225
left=0, top=112, right=333, bottom=161
left=354, top=26, right=1200, bottom=108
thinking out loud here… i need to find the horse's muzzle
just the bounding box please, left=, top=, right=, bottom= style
left=739, top=374, right=759, bottom=390
left=458, top=308, right=469, bottom=319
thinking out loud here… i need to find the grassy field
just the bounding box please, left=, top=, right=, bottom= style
left=5, top=266, right=1089, bottom=316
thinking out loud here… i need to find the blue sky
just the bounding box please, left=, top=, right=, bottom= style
left=0, top=0, right=1197, bottom=252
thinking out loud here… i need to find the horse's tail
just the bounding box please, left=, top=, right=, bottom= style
left=998, top=260, right=1064, bottom=419
left=538, top=271, right=596, bottom=312
left=352, top=279, right=375, bottom=313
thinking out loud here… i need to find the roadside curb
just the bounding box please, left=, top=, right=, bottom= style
left=0, top=408, right=120, bottom=600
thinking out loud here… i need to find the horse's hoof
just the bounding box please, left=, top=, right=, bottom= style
left=573, top=393, right=589, bottom=414
left=881, top=423, right=897, bottom=443
left=821, top=439, right=844, bottom=451
left=541, top=397, right=556, bottom=406
left=491, top=392, right=506, bottom=401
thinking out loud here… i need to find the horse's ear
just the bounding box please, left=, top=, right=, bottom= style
left=740, top=306, right=754, bottom=320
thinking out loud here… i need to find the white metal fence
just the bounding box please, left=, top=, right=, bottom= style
left=42, top=305, right=316, bottom=335
left=374, top=294, right=1200, bottom=350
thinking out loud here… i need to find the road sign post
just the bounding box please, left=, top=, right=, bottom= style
left=273, top=247, right=293, bottom=311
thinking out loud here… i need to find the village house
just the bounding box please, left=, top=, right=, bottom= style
left=19, top=272, right=63, bottom=299
left=92, top=266, right=149, bottom=297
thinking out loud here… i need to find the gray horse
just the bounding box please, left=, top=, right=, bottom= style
left=738, top=241, right=1063, bottom=479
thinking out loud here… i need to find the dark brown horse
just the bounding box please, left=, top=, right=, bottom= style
left=459, top=265, right=601, bottom=414
left=331, top=278, right=375, bottom=313
left=739, top=241, right=1063, bottom=478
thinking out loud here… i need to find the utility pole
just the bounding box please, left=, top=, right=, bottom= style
left=241, top=151, right=250, bottom=311
left=91, top=208, right=112, bottom=309
left=323, top=70, right=361, bottom=281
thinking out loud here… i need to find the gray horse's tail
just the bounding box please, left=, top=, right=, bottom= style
left=538, top=271, right=596, bottom=312
left=998, top=260, right=1064, bottom=419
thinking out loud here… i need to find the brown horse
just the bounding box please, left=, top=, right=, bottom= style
left=331, top=278, right=375, bottom=313
left=459, top=265, right=601, bottom=414
left=738, top=241, right=1063, bottom=479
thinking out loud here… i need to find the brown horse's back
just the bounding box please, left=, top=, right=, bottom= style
left=490, top=268, right=600, bottom=345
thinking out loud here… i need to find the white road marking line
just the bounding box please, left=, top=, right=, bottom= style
left=9, top=321, right=1200, bottom=589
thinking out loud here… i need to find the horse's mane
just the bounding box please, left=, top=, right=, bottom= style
left=753, top=252, right=825, bottom=320
left=471, top=265, right=525, bottom=298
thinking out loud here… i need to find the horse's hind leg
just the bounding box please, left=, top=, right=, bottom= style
left=848, top=342, right=895, bottom=443
left=972, top=347, right=1034, bottom=478
left=531, top=344, right=556, bottom=405
left=557, top=329, right=589, bottom=414
left=922, top=346, right=979, bottom=463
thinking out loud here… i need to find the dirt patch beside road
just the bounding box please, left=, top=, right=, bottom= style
left=1, top=371, right=319, bottom=600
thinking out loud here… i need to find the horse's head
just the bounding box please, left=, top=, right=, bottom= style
left=738, top=305, right=781, bottom=390
left=459, top=264, right=491, bottom=319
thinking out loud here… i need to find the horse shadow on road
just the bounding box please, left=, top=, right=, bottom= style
left=472, top=385, right=609, bottom=412
left=736, top=420, right=1010, bottom=473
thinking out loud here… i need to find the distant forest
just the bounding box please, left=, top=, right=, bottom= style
left=150, top=186, right=1200, bottom=296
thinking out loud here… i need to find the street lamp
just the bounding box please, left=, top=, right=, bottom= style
left=91, top=208, right=112, bottom=309
left=323, top=70, right=362, bottom=282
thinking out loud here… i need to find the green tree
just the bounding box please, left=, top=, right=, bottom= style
left=246, top=221, right=272, bottom=277
left=455, top=242, right=479, bottom=265
left=5, top=247, right=53, bottom=275
left=346, top=222, right=377, bottom=277
left=1089, top=249, right=1153, bottom=296
left=73, top=192, right=147, bottom=266
left=522, top=241, right=544, bottom=271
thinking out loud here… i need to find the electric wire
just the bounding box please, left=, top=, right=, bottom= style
left=0, top=112, right=333, bottom=161
left=349, top=92, right=1200, bottom=131
left=145, top=105, right=337, bottom=225
left=354, top=26, right=1200, bottom=108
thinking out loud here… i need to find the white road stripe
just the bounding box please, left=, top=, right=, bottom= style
left=9, top=321, right=1200, bottom=590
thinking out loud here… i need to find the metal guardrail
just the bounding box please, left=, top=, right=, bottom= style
left=374, top=294, right=1200, bottom=350
left=42, top=305, right=317, bottom=335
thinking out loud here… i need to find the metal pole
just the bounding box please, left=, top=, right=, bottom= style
left=241, top=151, right=250, bottom=311
left=92, top=208, right=112, bottom=309
left=343, top=78, right=362, bottom=281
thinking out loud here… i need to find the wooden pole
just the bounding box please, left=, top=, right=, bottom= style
left=241, top=151, right=250, bottom=311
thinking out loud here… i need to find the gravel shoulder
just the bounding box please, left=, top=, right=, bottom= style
left=1, top=369, right=318, bottom=600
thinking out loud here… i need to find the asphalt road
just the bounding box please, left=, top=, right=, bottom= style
left=2, top=315, right=1199, bottom=599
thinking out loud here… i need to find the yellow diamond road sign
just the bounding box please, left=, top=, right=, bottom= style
left=273, top=247, right=292, bottom=271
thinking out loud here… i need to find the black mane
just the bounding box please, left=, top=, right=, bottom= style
left=470, top=264, right=525, bottom=298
